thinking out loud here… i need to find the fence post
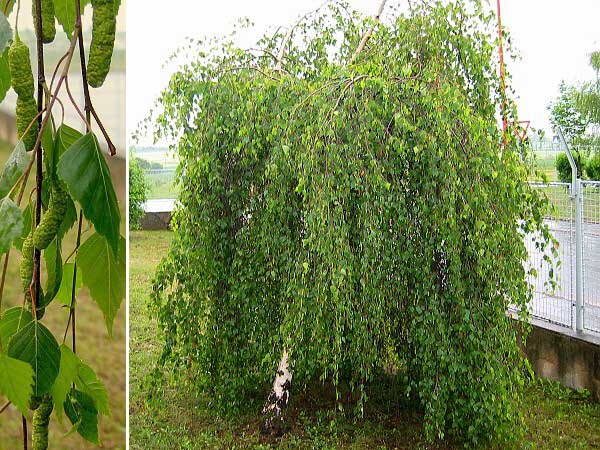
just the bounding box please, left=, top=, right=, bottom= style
left=557, top=128, right=584, bottom=332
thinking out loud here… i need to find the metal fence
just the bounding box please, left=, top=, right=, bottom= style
left=525, top=181, right=600, bottom=334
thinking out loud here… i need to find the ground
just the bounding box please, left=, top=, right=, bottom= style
left=129, top=230, right=600, bottom=450
left=0, top=141, right=127, bottom=450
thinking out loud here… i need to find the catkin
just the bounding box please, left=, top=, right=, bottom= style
left=87, top=0, right=116, bottom=87
left=20, top=232, right=34, bottom=295
left=32, top=0, right=56, bottom=44
left=8, top=37, right=39, bottom=151
left=31, top=396, right=53, bottom=450
left=33, top=183, right=68, bottom=250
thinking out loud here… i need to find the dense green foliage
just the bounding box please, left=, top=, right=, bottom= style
left=149, top=1, right=551, bottom=445
left=555, top=151, right=586, bottom=182
left=586, top=151, right=600, bottom=181
left=128, top=154, right=149, bottom=230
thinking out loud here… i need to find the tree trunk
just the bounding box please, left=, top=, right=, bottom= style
left=261, top=348, right=293, bottom=436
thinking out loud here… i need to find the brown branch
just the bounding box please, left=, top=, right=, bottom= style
left=33, top=0, right=46, bottom=319
left=75, top=0, right=92, bottom=125
left=90, top=106, right=117, bottom=155
left=349, top=0, right=387, bottom=65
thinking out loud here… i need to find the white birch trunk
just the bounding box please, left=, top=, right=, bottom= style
left=261, top=348, right=293, bottom=436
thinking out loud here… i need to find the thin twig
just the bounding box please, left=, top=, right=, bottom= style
left=275, top=1, right=329, bottom=72
left=90, top=106, right=117, bottom=155
left=63, top=213, right=83, bottom=348
left=0, top=401, right=10, bottom=414
left=22, top=416, right=27, bottom=450
left=349, top=0, right=388, bottom=64
left=65, top=76, right=92, bottom=129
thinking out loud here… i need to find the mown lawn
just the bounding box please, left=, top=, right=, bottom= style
left=0, top=142, right=127, bottom=450
left=129, top=230, right=600, bottom=450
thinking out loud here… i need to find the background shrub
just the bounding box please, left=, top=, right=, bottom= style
left=585, top=151, right=600, bottom=181
left=556, top=151, right=586, bottom=182
left=129, top=153, right=149, bottom=230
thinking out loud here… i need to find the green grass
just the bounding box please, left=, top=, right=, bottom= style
left=146, top=171, right=178, bottom=199
left=129, top=230, right=600, bottom=450
left=0, top=142, right=126, bottom=449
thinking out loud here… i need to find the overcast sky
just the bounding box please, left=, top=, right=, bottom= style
left=127, top=0, right=600, bottom=146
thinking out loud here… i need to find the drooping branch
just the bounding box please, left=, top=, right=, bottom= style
left=275, top=1, right=329, bottom=72
left=349, top=0, right=387, bottom=65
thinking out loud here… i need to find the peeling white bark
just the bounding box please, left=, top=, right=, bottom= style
left=261, top=348, right=293, bottom=436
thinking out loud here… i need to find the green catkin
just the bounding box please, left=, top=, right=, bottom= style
left=8, top=38, right=34, bottom=98
left=31, top=396, right=53, bottom=450
left=33, top=183, right=68, bottom=250
left=87, top=0, right=116, bottom=88
left=8, top=37, right=39, bottom=151
left=20, top=232, right=34, bottom=295
left=32, top=0, right=56, bottom=44
left=16, top=97, right=39, bottom=151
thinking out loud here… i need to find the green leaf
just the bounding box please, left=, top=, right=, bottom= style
left=46, top=124, right=82, bottom=179
left=51, top=344, right=80, bottom=420
left=0, top=197, right=23, bottom=255
left=42, top=238, right=63, bottom=308
left=64, top=389, right=99, bottom=445
left=41, top=119, right=54, bottom=164
left=54, top=0, right=90, bottom=39
left=0, top=307, right=33, bottom=350
left=57, top=133, right=121, bottom=254
left=0, top=12, right=11, bottom=53
left=76, top=362, right=110, bottom=416
left=0, top=47, right=10, bottom=103
left=0, top=141, right=29, bottom=199
left=2, top=1, right=14, bottom=17
left=57, top=196, right=77, bottom=240
left=76, top=233, right=125, bottom=336
left=55, top=262, right=83, bottom=306
left=7, top=321, right=61, bottom=396
left=0, top=353, right=34, bottom=415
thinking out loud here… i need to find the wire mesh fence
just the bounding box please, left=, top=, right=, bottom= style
left=524, top=182, right=600, bottom=334
left=525, top=183, right=574, bottom=328
left=582, top=181, right=600, bottom=333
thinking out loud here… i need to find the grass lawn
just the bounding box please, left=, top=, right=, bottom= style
left=129, top=230, right=600, bottom=450
left=0, top=142, right=127, bottom=449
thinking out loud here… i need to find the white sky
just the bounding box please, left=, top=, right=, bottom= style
left=127, top=0, right=600, bottom=146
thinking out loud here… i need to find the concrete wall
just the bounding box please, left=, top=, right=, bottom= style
left=140, top=211, right=172, bottom=230
left=524, top=319, right=600, bottom=401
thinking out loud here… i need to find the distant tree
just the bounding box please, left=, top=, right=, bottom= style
left=548, top=81, right=588, bottom=144
left=129, top=154, right=149, bottom=230
left=573, top=51, right=600, bottom=126
left=136, top=158, right=152, bottom=170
